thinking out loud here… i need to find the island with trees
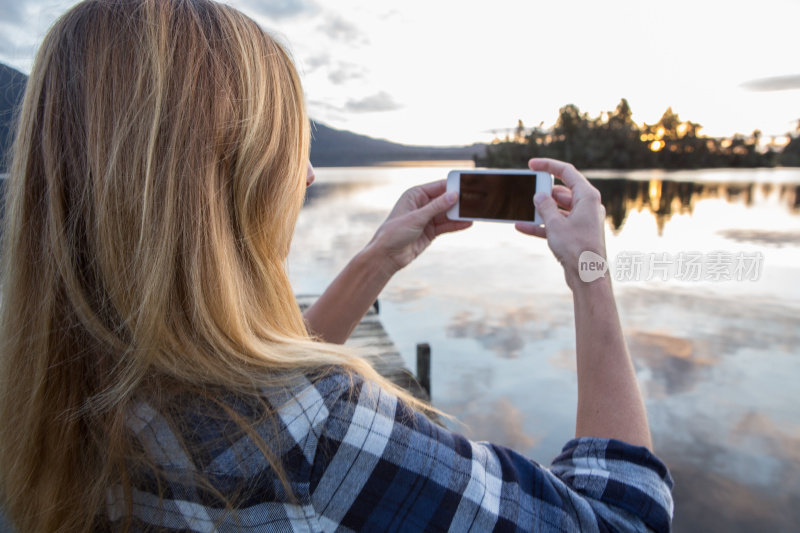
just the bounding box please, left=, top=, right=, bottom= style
left=478, top=99, right=800, bottom=170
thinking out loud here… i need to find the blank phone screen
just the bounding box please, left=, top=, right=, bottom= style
left=459, top=173, right=536, bottom=221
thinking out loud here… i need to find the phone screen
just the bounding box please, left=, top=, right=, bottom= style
left=459, top=173, right=535, bottom=221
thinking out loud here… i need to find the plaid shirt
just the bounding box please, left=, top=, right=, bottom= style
left=108, top=371, right=674, bottom=532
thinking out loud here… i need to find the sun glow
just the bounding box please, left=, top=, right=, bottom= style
left=650, top=140, right=666, bottom=152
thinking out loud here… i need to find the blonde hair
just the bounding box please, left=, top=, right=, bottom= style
left=0, top=1, right=430, bottom=531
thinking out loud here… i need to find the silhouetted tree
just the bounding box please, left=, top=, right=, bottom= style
left=780, top=121, right=800, bottom=166
left=477, top=99, right=780, bottom=170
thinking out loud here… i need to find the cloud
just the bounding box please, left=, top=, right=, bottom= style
left=307, top=99, right=346, bottom=124
left=234, top=0, right=318, bottom=20
left=301, top=55, right=365, bottom=84
left=741, top=74, right=800, bottom=92
left=328, top=63, right=365, bottom=85
left=0, top=34, right=17, bottom=60
left=344, top=91, right=402, bottom=113
left=303, top=54, right=331, bottom=72
left=307, top=99, right=341, bottom=114
left=316, top=14, right=367, bottom=45
left=0, top=0, right=26, bottom=26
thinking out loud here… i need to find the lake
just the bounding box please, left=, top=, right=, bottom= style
left=288, top=163, right=800, bottom=533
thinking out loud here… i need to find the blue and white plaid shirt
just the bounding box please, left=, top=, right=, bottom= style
left=108, top=371, right=674, bottom=532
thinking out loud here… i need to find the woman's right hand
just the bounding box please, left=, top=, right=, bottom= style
left=515, top=158, right=607, bottom=290
left=517, top=158, right=652, bottom=449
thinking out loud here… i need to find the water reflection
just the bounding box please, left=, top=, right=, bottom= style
left=290, top=166, right=800, bottom=533
left=591, top=177, right=800, bottom=234
left=303, top=180, right=376, bottom=207
left=618, top=288, right=800, bottom=358
left=444, top=301, right=571, bottom=360
left=449, top=397, right=541, bottom=452
left=615, top=286, right=800, bottom=530
left=299, top=171, right=800, bottom=242
left=657, top=407, right=800, bottom=532
left=627, top=331, right=712, bottom=395
left=732, top=412, right=800, bottom=471
left=441, top=366, right=541, bottom=453
left=716, top=229, right=800, bottom=247
left=382, top=284, right=431, bottom=304
left=666, top=455, right=800, bottom=532
left=447, top=308, right=538, bottom=359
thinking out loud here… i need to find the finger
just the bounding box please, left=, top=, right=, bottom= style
left=533, top=192, right=561, bottom=226
left=388, top=180, right=446, bottom=219
left=434, top=220, right=472, bottom=236
left=553, top=185, right=573, bottom=210
left=528, top=158, right=595, bottom=199
left=515, top=222, right=547, bottom=239
left=418, top=190, right=457, bottom=221
left=553, top=184, right=571, bottom=196
left=414, top=180, right=447, bottom=200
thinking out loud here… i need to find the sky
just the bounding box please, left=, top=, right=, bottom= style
left=1, top=0, right=799, bottom=146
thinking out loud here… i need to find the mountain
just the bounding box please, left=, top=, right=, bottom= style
left=309, top=121, right=485, bottom=166
left=0, top=63, right=27, bottom=172
left=0, top=62, right=484, bottom=171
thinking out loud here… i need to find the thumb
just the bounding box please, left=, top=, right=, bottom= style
left=534, top=192, right=559, bottom=225
left=419, top=191, right=457, bottom=220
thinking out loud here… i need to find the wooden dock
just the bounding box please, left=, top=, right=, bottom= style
left=296, top=295, right=431, bottom=405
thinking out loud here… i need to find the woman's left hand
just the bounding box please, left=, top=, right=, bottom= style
left=304, top=180, right=471, bottom=343
left=367, top=180, right=472, bottom=274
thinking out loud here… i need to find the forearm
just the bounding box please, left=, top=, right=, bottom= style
left=303, top=245, right=395, bottom=344
left=571, top=277, right=652, bottom=449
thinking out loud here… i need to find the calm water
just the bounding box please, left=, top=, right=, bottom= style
left=288, top=164, right=800, bottom=532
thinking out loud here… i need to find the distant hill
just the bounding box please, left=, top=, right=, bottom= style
left=0, top=62, right=484, bottom=172
left=309, top=121, right=485, bottom=166
left=0, top=63, right=27, bottom=171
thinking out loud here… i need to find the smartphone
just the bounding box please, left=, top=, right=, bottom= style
left=446, top=169, right=553, bottom=225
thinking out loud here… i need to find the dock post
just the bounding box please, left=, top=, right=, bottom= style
left=416, top=343, right=431, bottom=398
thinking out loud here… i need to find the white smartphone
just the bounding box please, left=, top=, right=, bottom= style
left=446, top=169, right=554, bottom=225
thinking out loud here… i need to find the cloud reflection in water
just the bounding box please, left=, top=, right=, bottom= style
left=716, top=229, right=800, bottom=247
left=627, top=331, right=713, bottom=396
left=442, top=369, right=541, bottom=453
left=290, top=166, right=800, bottom=532
left=656, top=407, right=800, bottom=532
left=445, top=305, right=566, bottom=360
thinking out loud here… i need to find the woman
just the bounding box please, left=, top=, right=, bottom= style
left=0, top=0, right=673, bottom=531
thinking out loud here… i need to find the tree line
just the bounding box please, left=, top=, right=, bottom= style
left=477, top=99, right=800, bottom=169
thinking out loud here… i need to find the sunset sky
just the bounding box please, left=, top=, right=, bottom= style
left=1, top=0, right=798, bottom=146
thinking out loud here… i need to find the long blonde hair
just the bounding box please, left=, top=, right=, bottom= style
left=0, top=1, right=428, bottom=531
